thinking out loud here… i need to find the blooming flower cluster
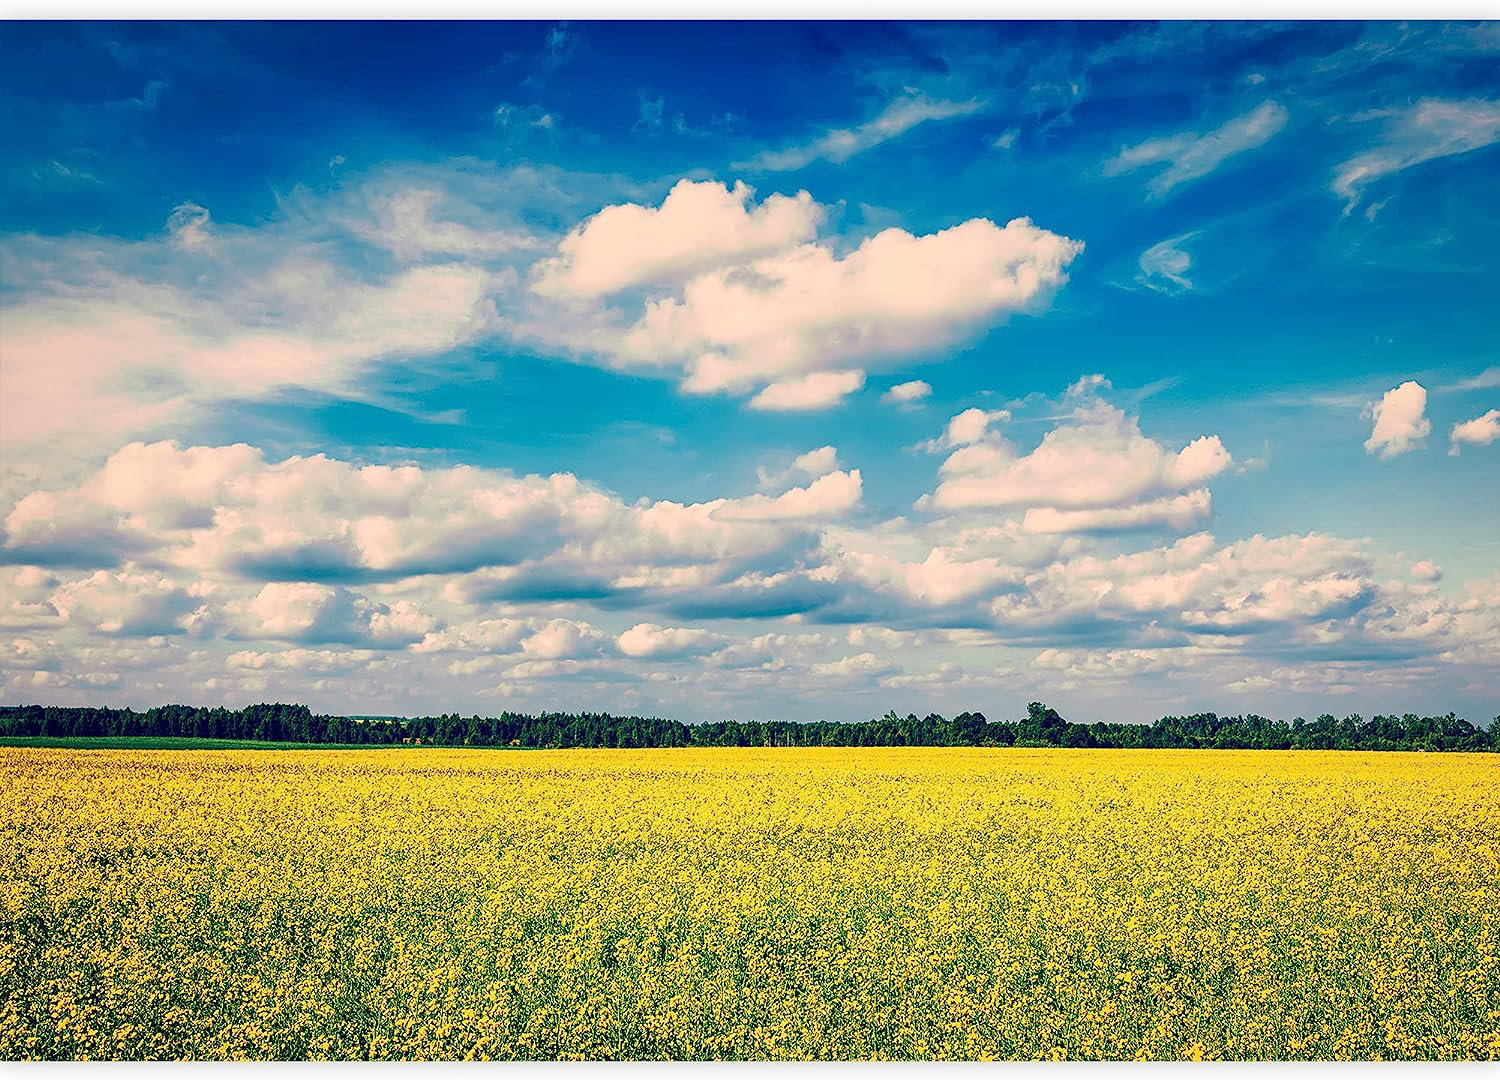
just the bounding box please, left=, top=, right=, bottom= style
left=2, top=746, right=1497, bottom=1060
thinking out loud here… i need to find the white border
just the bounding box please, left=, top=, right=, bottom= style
left=2, top=6, right=1499, bottom=21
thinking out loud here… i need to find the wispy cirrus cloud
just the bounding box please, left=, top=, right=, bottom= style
left=738, top=93, right=985, bottom=172
left=1105, top=100, right=1288, bottom=196
left=1333, top=98, right=1500, bottom=212
left=1136, top=231, right=1199, bottom=293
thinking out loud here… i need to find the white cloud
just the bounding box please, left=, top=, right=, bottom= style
left=791, top=446, right=839, bottom=478
left=1411, top=560, right=1443, bottom=582
left=1364, top=381, right=1430, bottom=459
left=520, top=618, right=607, bottom=660
left=1449, top=408, right=1500, bottom=455
left=1021, top=490, right=1213, bottom=534
left=226, top=647, right=375, bottom=674
left=883, top=380, right=932, bottom=405
left=713, top=469, right=863, bottom=522
left=51, top=569, right=209, bottom=637
left=741, top=93, right=985, bottom=172
left=0, top=160, right=622, bottom=471
left=1105, top=100, right=1288, bottom=195
left=530, top=179, right=823, bottom=298
left=922, top=398, right=1232, bottom=531
left=627, top=217, right=1082, bottom=403
left=1334, top=99, right=1500, bottom=211
left=757, top=446, right=841, bottom=490
left=616, top=622, right=718, bottom=659
left=349, top=187, right=542, bottom=262
left=240, top=583, right=433, bottom=648
left=2, top=441, right=863, bottom=593
left=988, top=531, right=1378, bottom=636
left=1137, top=232, right=1197, bottom=292
left=1, top=235, right=492, bottom=461
left=921, top=407, right=1011, bottom=453
left=748, top=370, right=866, bottom=412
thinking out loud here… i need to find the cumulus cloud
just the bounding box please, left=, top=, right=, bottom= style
left=623, top=217, right=1081, bottom=403
left=988, top=531, right=1377, bottom=637
left=530, top=179, right=824, bottom=298
left=740, top=93, right=986, bottom=172
left=921, top=395, right=1231, bottom=533
left=1, top=441, right=863, bottom=593
left=51, top=569, right=211, bottom=637
left=1105, top=100, right=1288, bottom=195
left=616, top=622, right=718, bottom=659
left=1364, top=381, right=1430, bottom=459
left=920, top=407, right=1011, bottom=452
left=239, top=583, right=434, bottom=648
left=3, top=427, right=1491, bottom=720
left=1411, top=559, right=1443, bottom=582
left=520, top=618, right=608, bottom=660
left=883, top=380, right=932, bottom=405
left=1334, top=99, right=1500, bottom=211
left=712, top=469, right=863, bottom=522
left=1449, top=408, right=1499, bottom=455
left=748, top=371, right=866, bottom=412
left=757, top=446, right=841, bottom=490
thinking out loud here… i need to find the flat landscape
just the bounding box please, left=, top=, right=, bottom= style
left=4, top=745, right=1496, bottom=1060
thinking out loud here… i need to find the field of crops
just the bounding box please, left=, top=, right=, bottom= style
left=2, top=746, right=1497, bottom=1060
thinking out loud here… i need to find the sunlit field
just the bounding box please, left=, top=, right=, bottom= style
left=3, top=746, right=1497, bottom=1060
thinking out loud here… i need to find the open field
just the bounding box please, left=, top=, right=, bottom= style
left=3, top=746, right=1497, bottom=1060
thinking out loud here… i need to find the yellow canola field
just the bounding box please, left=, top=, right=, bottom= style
left=2, top=746, right=1497, bottom=1061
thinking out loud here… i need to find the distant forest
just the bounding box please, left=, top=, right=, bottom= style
left=1, top=702, right=1494, bottom=752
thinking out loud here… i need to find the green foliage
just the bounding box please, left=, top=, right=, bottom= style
left=1, top=703, right=1492, bottom=752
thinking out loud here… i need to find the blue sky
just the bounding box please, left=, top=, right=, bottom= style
left=2, top=20, right=1497, bottom=724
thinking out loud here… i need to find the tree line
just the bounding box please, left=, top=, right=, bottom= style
left=0, top=701, right=1493, bottom=751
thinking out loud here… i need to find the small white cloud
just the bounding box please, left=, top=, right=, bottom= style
left=1364, top=381, right=1430, bottom=459
left=1411, top=559, right=1443, bottom=582
left=756, top=445, right=840, bottom=491
left=520, top=618, right=606, bottom=660
left=1449, top=408, right=1500, bottom=455
left=992, top=129, right=1019, bottom=150
left=920, top=407, right=1010, bottom=453
left=742, top=93, right=985, bottom=172
left=1105, top=100, right=1288, bottom=196
left=883, top=380, right=932, bottom=406
left=1137, top=232, right=1197, bottom=293
left=791, top=445, right=839, bottom=477
left=617, top=622, right=716, bottom=659
left=748, top=370, right=866, bottom=412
